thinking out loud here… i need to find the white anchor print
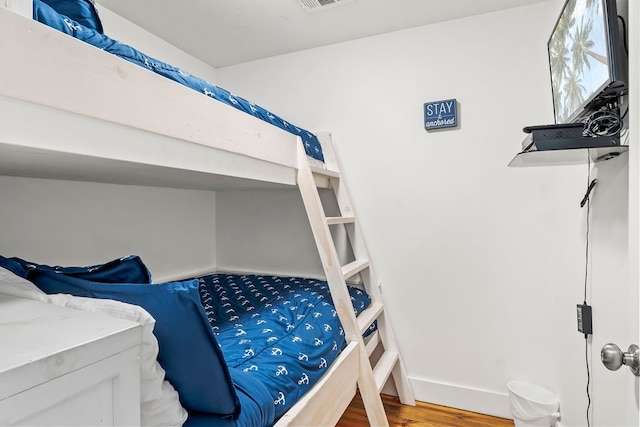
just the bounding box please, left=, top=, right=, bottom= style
left=274, top=392, right=286, bottom=406
left=298, top=373, right=309, bottom=385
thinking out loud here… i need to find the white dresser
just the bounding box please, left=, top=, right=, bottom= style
left=0, top=294, right=142, bottom=426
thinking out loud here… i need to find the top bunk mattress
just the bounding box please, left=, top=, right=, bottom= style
left=30, top=0, right=325, bottom=162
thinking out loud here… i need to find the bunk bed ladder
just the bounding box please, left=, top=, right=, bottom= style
left=296, top=132, right=415, bottom=426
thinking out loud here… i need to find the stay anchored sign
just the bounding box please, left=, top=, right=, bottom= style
left=424, top=99, right=457, bottom=130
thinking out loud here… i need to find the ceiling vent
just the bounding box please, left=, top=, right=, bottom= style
left=296, top=0, right=354, bottom=13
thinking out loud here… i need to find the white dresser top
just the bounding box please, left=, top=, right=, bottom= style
left=0, top=294, right=141, bottom=400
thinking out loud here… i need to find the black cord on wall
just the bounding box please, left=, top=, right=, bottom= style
left=585, top=337, right=591, bottom=427
left=583, top=156, right=593, bottom=427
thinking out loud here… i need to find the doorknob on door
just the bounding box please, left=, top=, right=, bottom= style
left=601, top=343, right=640, bottom=376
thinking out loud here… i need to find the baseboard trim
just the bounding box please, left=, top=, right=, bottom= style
left=409, top=377, right=513, bottom=420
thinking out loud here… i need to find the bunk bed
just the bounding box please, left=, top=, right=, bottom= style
left=0, top=0, right=318, bottom=192
left=0, top=255, right=373, bottom=427
left=0, top=1, right=414, bottom=425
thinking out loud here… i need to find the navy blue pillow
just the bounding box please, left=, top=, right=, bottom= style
left=39, top=0, right=103, bottom=33
left=0, top=256, right=28, bottom=278
left=9, top=255, right=151, bottom=283
left=26, top=269, right=241, bottom=418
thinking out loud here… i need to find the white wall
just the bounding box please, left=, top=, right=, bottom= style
left=216, top=190, right=321, bottom=277
left=96, top=5, right=217, bottom=84
left=216, top=1, right=631, bottom=425
left=216, top=189, right=345, bottom=278
left=0, top=176, right=216, bottom=281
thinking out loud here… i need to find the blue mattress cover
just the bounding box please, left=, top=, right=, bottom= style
left=197, top=273, right=371, bottom=423
left=31, top=0, right=325, bottom=162
left=184, top=369, right=275, bottom=427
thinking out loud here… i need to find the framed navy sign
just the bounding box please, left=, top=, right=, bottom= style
left=424, top=99, right=457, bottom=130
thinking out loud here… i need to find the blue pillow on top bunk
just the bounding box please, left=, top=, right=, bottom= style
left=38, top=0, right=103, bottom=33
left=25, top=268, right=241, bottom=419
left=8, top=254, right=151, bottom=283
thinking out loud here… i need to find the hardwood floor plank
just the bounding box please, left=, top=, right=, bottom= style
left=337, top=393, right=515, bottom=427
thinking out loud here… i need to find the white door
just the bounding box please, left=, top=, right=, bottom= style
left=591, top=2, right=639, bottom=425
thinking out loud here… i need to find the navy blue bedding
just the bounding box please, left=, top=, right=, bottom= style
left=6, top=257, right=242, bottom=418
left=185, top=369, right=275, bottom=427
left=197, top=274, right=372, bottom=422
left=7, top=254, right=152, bottom=283
left=1, top=252, right=373, bottom=426
left=31, top=0, right=325, bottom=162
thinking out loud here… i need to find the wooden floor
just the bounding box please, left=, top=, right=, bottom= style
left=337, top=393, right=515, bottom=427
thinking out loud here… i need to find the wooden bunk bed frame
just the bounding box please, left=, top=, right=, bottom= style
left=0, top=2, right=415, bottom=425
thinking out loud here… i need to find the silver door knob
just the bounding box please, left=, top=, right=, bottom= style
left=601, top=343, right=640, bottom=376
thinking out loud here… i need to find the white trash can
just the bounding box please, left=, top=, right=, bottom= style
left=507, top=381, right=560, bottom=427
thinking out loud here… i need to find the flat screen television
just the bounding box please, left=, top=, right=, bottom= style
left=548, top=0, right=628, bottom=124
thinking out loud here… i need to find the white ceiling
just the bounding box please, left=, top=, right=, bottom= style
left=97, top=0, right=547, bottom=68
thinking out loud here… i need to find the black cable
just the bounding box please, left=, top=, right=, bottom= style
left=621, top=105, right=629, bottom=120
left=522, top=140, right=535, bottom=153
left=583, top=156, right=592, bottom=427
left=580, top=179, right=597, bottom=208
left=586, top=337, right=591, bottom=427
left=583, top=109, right=623, bottom=137
left=583, top=158, right=591, bottom=300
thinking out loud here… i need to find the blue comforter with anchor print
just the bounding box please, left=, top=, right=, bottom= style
left=196, top=273, right=372, bottom=423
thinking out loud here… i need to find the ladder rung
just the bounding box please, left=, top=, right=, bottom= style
left=313, top=175, right=331, bottom=189
left=357, top=301, right=383, bottom=336
left=341, top=259, right=369, bottom=280
left=310, top=165, right=340, bottom=179
left=373, top=350, right=399, bottom=392
left=326, top=215, right=355, bottom=225
left=364, top=330, right=381, bottom=357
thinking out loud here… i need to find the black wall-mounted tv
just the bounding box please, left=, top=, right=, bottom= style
left=548, top=0, right=628, bottom=124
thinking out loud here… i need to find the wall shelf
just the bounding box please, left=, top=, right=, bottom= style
left=508, top=145, right=629, bottom=167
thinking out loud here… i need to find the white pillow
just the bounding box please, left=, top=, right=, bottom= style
left=0, top=267, right=188, bottom=427
left=0, top=266, right=47, bottom=301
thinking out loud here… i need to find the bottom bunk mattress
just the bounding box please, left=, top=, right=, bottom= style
left=0, top=255, right=372, bottom=426
left=192, top=273, right=372, bottom=425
